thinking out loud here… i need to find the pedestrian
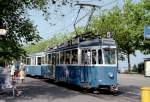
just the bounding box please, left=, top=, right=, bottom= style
left=11, top=62, right=16, bottom=80
left=18, top=63, right=25, bottom=84
left=1, top=66, right=13, bottom=89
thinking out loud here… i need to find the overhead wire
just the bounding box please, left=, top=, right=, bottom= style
left=73, top=6, right=82, bottom=35
left=52, top=0, right=119, bottom=35
left=85, top=6, right=96, bottom=31
left=101, top=0, right=119, bottom=8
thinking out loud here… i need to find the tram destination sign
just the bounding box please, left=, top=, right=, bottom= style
left=102, top=38, right=115, bottom=45
left=144, top=25, right=150, bottom=39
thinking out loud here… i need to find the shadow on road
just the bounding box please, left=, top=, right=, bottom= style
left=0, top=77, right=141, bottom=102
left=44, top=79, right=118, bottom=95
left=0, top=78, right=80, bottom=102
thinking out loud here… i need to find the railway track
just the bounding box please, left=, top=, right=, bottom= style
left=43, top=78, right=141, bottom=102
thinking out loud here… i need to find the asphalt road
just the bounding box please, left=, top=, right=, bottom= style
left=0, top=74, right=150, bottom=102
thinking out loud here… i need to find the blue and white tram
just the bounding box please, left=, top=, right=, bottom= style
left=25, top=36, right=118, bottom=92
left=25, top=52, right=46, bottom=77
left=46, top=37, right=118, bottom=92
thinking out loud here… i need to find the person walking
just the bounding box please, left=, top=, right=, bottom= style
left=11, top=62, right=15, bottom=80
left=18, top=63, right=25, bottom=84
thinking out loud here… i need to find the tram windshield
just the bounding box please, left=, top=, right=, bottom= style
left=103, top=48, right=116, bottom=64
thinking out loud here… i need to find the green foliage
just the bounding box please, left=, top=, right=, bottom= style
left=25, top=33, right=66, bottom=53
left=19, top=0, right=150, bottom=75
left=137, top=62, right=144, bottom=74
left=24, top=27, right=85, bottom=53
left=143, top=0, right=150, bottom=10
left=0, top=0, right=51, bottom=61
left=0, top=0, right=87, bottom=61
left=89, top=0, right=150, bottom=72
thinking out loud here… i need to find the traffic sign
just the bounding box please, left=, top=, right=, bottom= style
left=0, top=29, right=7, bottom=35
left=144, top=26, right=150, bottom=39
left=107, top=32, right=112, bottom=38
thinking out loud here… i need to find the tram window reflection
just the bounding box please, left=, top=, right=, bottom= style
left=56, top=53, right=59, bottom=64
left=98, top=49, right=103, bottom=64
left=32, top=57, right=36, bottom=65
left=48, top=54, right=52, bottom=64
left=71, top=49, right=78, bottom=64
left=81, top=50, right=85, bottom=64
left=103, top=48, right=116, bottom=64
left=60, top=52, right=64, bottom=64
left=92, top=50, right=96, bottom=64
left=65, top=51, right=70, bottom=64
left=82, top=49, right=91, bottom=64
left=27, top=58, right=31, bottom=65
left=37, top=57, right=41, bottom=65
left=52, top=53, right=56, bottom=64
left=41, top=57, right=44, bottom=64
left=86, top=50, right=91, bottom=64
left=45, top=54, right=48, bottom=64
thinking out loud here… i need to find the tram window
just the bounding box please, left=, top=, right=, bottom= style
left=65, top=51, right=70, bottom=64
left=27, top=58, right=31, bottom=65
left=32, top=57, right=36, bottom=65
left=103, top=48, right=116, bottom=64
left=41, top=57, right=44, bottom=64
left=86, top=50, right=91, bottom=64
left=60, top=52, right=64, bottom=64
left=35, top=58, right=36, bottom=65
left=71, top=49, right=78, bottom=64
left=81, top=50, right=85, bottom=64
left=37, top=57, right=41, bottom=65
left=98, top=49, right=103, bottom=64
left=52, top=53, right=56, bottom=64
left=92, top=50, right=97, bottom=64
left=48, top=54, right=52, bottom=64
left=56, top=53, right=59, bottom=64
left=82, top=49, right=91, bottom=64
left=45, top=54, right=48, bottom=64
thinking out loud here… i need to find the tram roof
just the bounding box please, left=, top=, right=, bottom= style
left=28, top=52, right=45, bottom=57
left=46, top=38, right=116, bottom=53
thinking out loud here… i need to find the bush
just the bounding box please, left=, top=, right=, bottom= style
left=137, top=62, right=144, bottom=74
left=132, top=64, right=138, bottom=72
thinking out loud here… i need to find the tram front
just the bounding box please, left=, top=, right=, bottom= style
left=98, top=38, right=118, bottom=93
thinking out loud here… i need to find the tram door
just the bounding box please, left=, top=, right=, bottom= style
left=81, top=49, right=91, bottom=83
left=52, top=53, right=56, bottom=79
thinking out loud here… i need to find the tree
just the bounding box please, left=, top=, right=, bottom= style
left=143, top=0, right=150, bottom=10
left=0, top=0, right=98, bottom=62
left=132, top=64, right=138, bottom=72
left=0, top=0, right=50, bottom=61
left=90, top=0, right=150, bottom=72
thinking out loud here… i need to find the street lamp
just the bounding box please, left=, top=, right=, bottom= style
left=0, top=29, right=7, bottom=35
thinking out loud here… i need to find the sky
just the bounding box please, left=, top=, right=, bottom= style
left=28, top=0, right=149, bottom=69
left=28, top=0, right=123, bottom=39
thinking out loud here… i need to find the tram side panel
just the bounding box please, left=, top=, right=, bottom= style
left=41, top=64, right=55, bottom=79
left=55, top=65, right=80, bottom=85
left=25, top=65, right=42, bottom=77
left=41, top=65, right=51, bottom=79
left=91, top=66, right=117, bottom=88
left=55, top=65, right=117, bottom=88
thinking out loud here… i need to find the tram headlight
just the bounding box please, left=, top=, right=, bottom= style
left=108, top=72, right=114, bottom=78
